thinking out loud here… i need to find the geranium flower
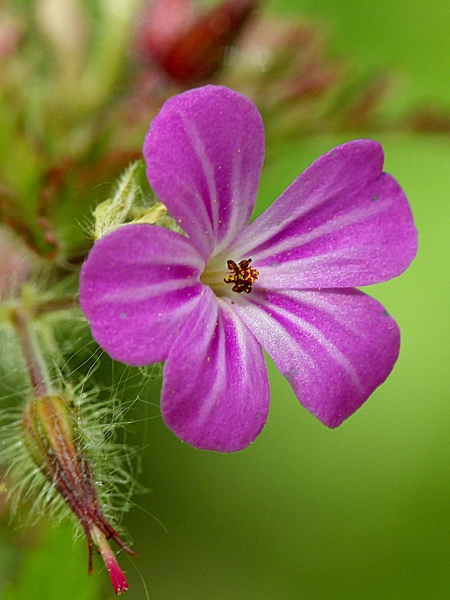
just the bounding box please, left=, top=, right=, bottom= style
left=80, top=85, right=417, bottom=452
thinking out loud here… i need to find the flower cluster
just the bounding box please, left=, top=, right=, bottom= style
left=80, top=85, right=417, bottom=452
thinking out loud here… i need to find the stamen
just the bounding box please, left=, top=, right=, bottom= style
left=224, top=258, right=259, bottom=294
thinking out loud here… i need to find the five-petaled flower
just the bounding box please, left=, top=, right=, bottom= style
left=80, top=85, right=417, bottom=452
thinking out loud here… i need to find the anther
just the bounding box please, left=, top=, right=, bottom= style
left=224, top=258, right=259, bottom=294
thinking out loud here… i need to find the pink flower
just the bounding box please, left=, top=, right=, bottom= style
left=80, top=86, right=417, bottom=452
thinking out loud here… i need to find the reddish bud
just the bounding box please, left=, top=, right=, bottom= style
left=136, top=0, right=195, bottom=63
left=139, top=0, right=260, bottom=85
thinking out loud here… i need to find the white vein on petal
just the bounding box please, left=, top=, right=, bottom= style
left=195, top=312, right=226, bottom=427
left=170, top=167, right=212, bottom=231
left=232, top=296, right=316, bottom=375
left=270, top=299, right=363, bottom=392
left=256, top=247, right=378, bottom=288
left=214, top=148, right=250, bottom=255
left=100, top=278, right=202, bottom=304
left=247, top=194, right=392, bottom=262
left=280, top=290, right=365, bottom=336
left=242, top=293, right=363, bottom=393
left=179, top=111, right=218, bottom=241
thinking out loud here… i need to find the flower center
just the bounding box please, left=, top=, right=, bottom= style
left=223, top=258, right=259, bottom=294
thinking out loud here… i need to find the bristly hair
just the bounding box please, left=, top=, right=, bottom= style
left=0, top=315, right=145, bottom=548
left=0, top=277, right=162, bottom=555
left=0, top=381, right=139, bottom=541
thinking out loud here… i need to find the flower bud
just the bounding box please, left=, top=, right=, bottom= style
left=93, top=161, right=142, bottom=240
left=93, top=160, right=183, bottom=238
left=137, top=0, right=260, bottom=85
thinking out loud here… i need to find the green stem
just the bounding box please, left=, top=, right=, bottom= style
left=32, top=295, right=79, bottom=317
left=10, top=307, right=52, bottom=396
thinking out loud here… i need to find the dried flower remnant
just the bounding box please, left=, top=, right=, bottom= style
left=80, top=86, right=417, bottom=452
left=21, top=393, right=136, bottom=594
left=2, top=298, right=137, bottom=594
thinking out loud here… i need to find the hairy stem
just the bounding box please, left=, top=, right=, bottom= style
left=32, top=295, right=79, bottom=317
left=9, top=307, right=52, bottom=396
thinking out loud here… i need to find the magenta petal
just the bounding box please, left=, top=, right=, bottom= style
left=161, top=287, right=269, bottom=452
left=232, top=140, right=417, bottom=288
left=80, top=224, right=204, bottom=366
left=144, top=85, right=265, bottom=261
left=230, top=288, right=400, bottom=427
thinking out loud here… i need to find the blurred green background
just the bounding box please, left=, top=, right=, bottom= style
left=2, top=0, right=450, bottom=599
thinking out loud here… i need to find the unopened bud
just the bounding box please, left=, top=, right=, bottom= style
left=93, top=161, right=142, bottom=239
left=93, top=161, right=181, bottom=238
left=138, top=0, right=260, bottom=85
